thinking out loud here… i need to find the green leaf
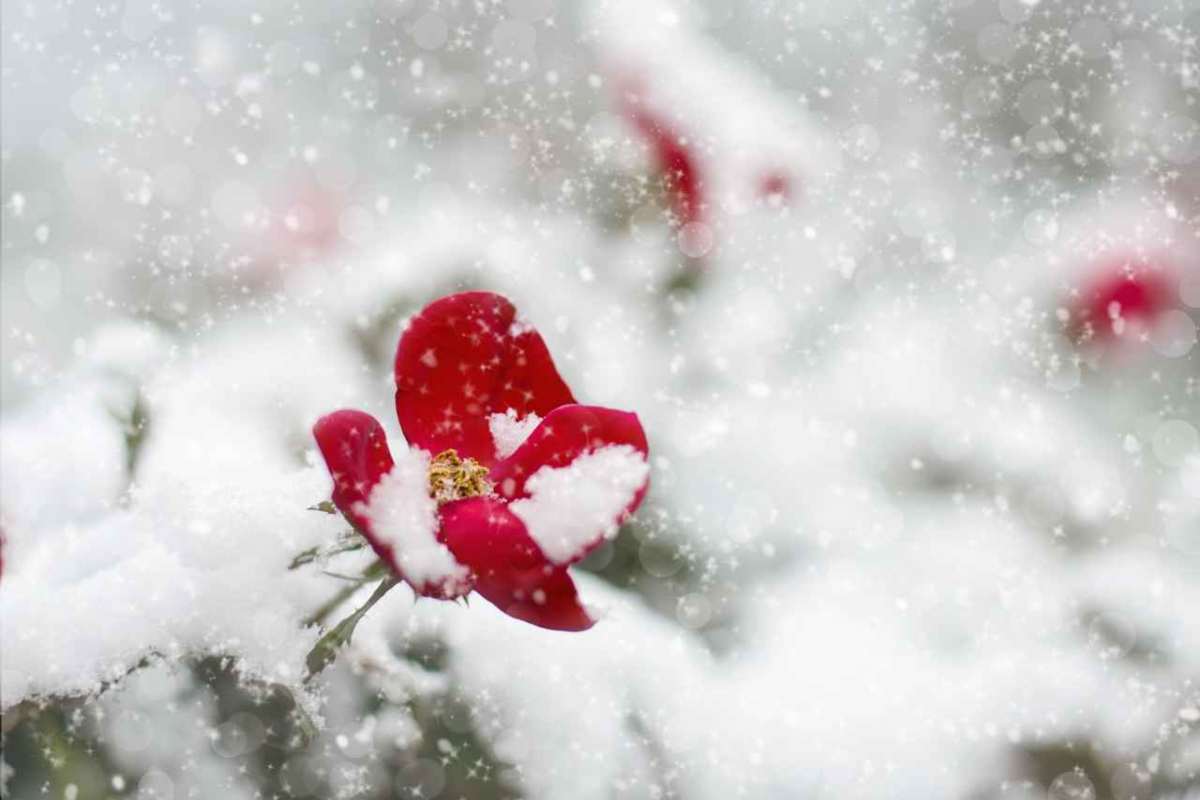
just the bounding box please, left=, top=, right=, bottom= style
left=303, top=577, right=399, bottom=681
left=288, top=532, right=368, bottom=570
left=289, top=546, right=321, bottom=570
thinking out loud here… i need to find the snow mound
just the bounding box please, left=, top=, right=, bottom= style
left=510, top=445, right=649, bottom=564
left=488, top=408, right=542, bottom=460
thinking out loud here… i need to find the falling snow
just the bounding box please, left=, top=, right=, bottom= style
left=2, top=0, right=1199, bottom=798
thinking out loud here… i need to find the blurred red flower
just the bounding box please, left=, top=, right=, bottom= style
left=1073, top=257, right=1176, bottom=342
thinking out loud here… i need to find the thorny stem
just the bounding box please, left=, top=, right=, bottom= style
left=303, top=559, right=388, bottom=627
left=304, top=575, right=400, bottom=681
left=288, top=536, right=366, bottom=570
left=303, top=582, right=359, bottom=628
left=320, top=570, right=370, bottom=582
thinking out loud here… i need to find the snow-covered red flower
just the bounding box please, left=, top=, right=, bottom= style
left=313, top=292, right=650, bottom=631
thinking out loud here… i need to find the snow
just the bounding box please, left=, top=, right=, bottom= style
left=0, top=387, right=126, bottom=539
left=359, top=447, right=469, bottom=594
left=509, top=445, right=649, bottom=565
left=0, top=464, right=334, bottom=710
left=488, top=408, right=541, bottom=459
left=0, top=316, right=369, bottom=710
left=3, top=0, right=1200, bottom=796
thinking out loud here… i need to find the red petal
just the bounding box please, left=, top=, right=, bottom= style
left=759, top=170, right=793, bottom=202
left=312, top=408, right=395, bottom=540
left=1071, top=258, right=1176, bottom=342
left=1085, top=270, right=1172, bottom=324
left=438, top=498, right=594, bottom=632
left=621, top=95, right=703, bottom=226
left=490, top=404, right=649, bottom=504
left=488, top=404, right=649, bottom=566
left=394, top=292, right=575, bottom=465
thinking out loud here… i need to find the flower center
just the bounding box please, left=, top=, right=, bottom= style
left=427, top=449, right=492, bottom=503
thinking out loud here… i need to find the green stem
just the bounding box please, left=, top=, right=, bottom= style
left=304, top=576, right=400, bottom=681
left=303, top=582, right=360, bottom=628
left=303, top=559, right=389, bottom=627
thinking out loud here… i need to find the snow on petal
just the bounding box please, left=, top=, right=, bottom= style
left=489, top=404, right=650, bottom=503
left=508, top=445, right=649, bottom=565
left=488, top=409, right=542, bottom=460
left=438, top=497, right=595, bottom=632
left=358, top=447, right=470, bottom=596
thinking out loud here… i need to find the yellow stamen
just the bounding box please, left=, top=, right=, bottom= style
left=427, top=449, right=492, bottom=503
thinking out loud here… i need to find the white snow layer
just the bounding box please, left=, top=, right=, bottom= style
left=0, top=318, right=367, bottom=709
left=488, top=408, right=542, bottom=460
left=509, top=445, right=649, bottom=564
left=358, top=447, right=469, bottom=594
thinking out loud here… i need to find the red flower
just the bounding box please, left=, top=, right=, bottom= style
left=313, top=292, right=650, bottom=631
left=1071, top=256, right=1177, bottom=343
left=619, top=86, right=704, bottom=228
left=758, top=171, right=792, bottom=203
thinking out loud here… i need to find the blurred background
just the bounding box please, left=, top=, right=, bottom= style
left=2, top=0, right=1199, bottom=798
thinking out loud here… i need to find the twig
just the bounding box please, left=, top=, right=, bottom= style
left=303, top=560, right=389, bottom=627
left=304, top=576, right=400, bottom=681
